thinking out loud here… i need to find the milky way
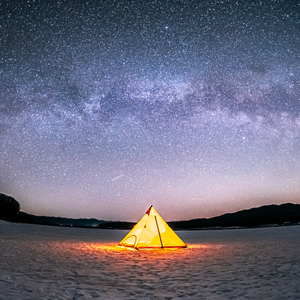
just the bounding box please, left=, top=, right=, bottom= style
left=1, top=1, right=300, bottom=221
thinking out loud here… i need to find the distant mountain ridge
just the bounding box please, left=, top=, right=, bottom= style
left=1, top=195, right=300, bottom=230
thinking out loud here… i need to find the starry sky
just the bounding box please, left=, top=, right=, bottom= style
left=1, top=0, right=300, bottom=222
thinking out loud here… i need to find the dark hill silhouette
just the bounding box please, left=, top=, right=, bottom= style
left=0, top=193, right=20, bottom=222
left=169, top=203, right=300, bottom=229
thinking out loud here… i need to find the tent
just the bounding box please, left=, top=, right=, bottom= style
left=118, top=205, right=187, bottom=249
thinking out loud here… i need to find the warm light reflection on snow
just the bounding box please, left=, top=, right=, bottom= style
left=84, top=243, right=195, bottom=252
left=63, top=242, right=219, bottom=260
left=76, top=242, right=211, bottom=252
left=47, top=240, right=219, bottom=262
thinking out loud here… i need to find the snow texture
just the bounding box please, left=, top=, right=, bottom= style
left=0, top=220, right=300, bottom=299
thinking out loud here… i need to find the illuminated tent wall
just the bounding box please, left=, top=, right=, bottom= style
left=118, top=205, right=187, bottom=249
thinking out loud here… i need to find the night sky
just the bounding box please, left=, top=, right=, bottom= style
left=1, top=0, right=300, bottom=221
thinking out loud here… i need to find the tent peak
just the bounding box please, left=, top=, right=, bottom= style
left=145, top=205, right=153, bottom=215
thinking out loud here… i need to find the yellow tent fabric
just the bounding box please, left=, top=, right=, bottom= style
left=118, top=205, right=187, bottom=249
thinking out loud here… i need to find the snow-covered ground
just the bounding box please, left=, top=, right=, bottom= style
left=1, top=220, right=300, bottom=299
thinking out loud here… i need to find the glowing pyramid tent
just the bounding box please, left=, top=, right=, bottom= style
left=118, top=205, right=186, bottom=249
